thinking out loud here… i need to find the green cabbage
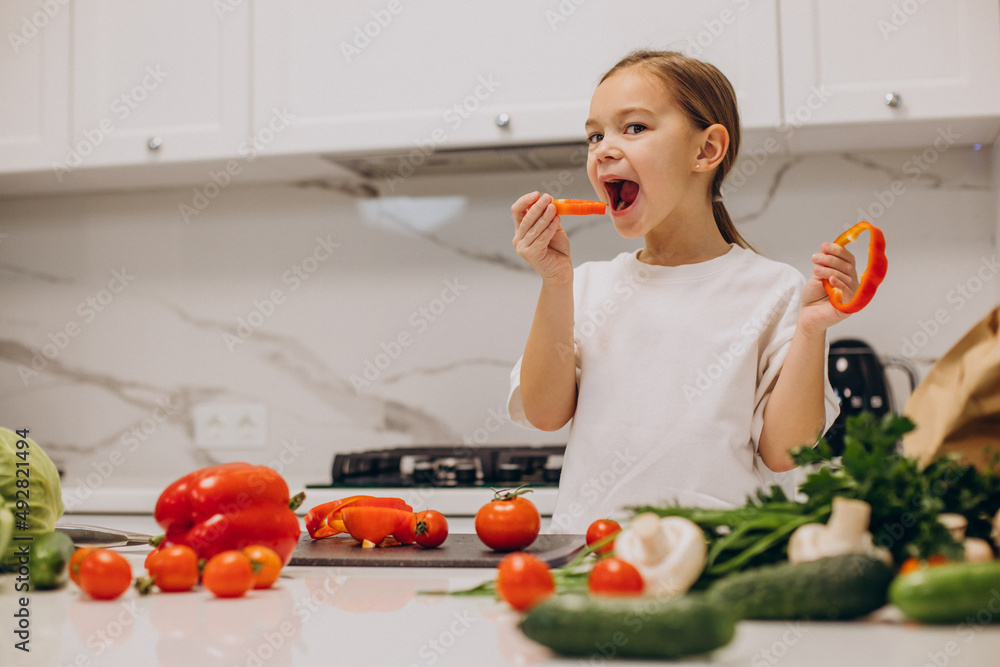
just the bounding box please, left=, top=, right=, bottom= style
left=1, top=428, right=64, bottom=569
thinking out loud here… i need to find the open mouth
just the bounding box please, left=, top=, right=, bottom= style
left=604, top=179, right=640, bottom=212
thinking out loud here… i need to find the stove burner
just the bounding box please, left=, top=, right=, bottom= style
left=322, top=445, right=565, bottom=488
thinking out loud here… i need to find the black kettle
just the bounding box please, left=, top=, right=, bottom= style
left=824, top=338, right=918, bottom=455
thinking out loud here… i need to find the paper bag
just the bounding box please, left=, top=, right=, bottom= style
left=902, top=306, right=1000, bottom=471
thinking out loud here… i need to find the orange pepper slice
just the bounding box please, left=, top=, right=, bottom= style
left=553, top=199, right=606, bottom=216
left=341, top=507, right=414, bottom=547
left=823, top=221, right=888, bottom=314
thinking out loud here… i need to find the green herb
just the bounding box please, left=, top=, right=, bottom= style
left=632, top=413, right=999, bottom=584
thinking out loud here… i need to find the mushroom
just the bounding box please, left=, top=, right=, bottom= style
left=787, top=497, right=892, bottom=565
left=939, top=513, right=994, bottom=562
left=613, top=513, right=707, bottom=598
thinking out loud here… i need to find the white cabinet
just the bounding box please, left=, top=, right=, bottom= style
left=253, top=1, right=782, bottom=156
left=779, top=0, right=1000, bottom=151
left=66, top=0, right=249, bottom=171
left=0, top=1, right=70, bottom=174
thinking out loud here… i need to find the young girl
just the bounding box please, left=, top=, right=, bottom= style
left=507, top=51, right=852, bottom=534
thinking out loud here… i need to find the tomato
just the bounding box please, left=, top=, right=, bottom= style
left=475, top=487, right=541, bottom=552
left=898, top=554, right=950, bottom=576
left=393, top=513, right=417, bottom=545
left=242, top=545, right=283, bottom=589
left=587, top=557, right=644, bottom=596
left=146, top=545, right=200, bottom=593
left=414, top=510, right=449, bottom=548
left=496, top=552, right=554, bottom=611
left=77, top=549, right=133, bottom=600
left=585, top=519, right=622, bottom=556
left=202, top=550, right=254, bottom=598
left=69, top=547, right=95, bottom=587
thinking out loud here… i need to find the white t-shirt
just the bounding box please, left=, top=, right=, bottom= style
left=507, top=245, right=840, bottom=534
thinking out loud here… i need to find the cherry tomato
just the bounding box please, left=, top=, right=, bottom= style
left=202, top=550, right=254, bottom=598
left=146, top=545, right=200, bottom=593
left=898, top=554, right=950, bottom=576
left=69, top=547, right=95, bottom=587
left=475, top=488, right=541, bottom=552
left=242, top=545, right=283, bottom=589
left=393, top=513, right=417, bottom=545
left=496, top=552, right=554, bottom=612
left=585, top=519, right=622, bottom=556
left=77, top=549, right=133, bottom=600
left=414, top=510, right=449, bottom=548
left=588, top=557, right=644, bottom=596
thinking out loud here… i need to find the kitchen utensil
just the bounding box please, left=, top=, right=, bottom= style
left=289, top=533, right=585, bottom=568
left=55, top=523, right=153, bottom=548
left=825, top=338, right=918, bottom=455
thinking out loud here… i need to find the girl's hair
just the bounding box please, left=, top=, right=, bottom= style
left=600, top=50, right=753, bottom=251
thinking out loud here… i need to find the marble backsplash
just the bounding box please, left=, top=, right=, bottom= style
left=1, top=142, right=996, bottom=504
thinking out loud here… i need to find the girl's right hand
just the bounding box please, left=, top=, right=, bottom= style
left=511, top=192, right=572, bottom=284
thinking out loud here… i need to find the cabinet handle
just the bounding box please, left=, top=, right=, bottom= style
left=884, top=92, right=902, bottom=109
left=495, top=113, right=511, bottom=128
left=147, top=137, right=163, bottom=151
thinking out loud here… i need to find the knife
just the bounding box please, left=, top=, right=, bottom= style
left=55, top=523, right=154, bottom=548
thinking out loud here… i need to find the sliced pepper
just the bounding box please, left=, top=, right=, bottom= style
left=553, top=199, right=606, bottom=216
left=823, top=221, right=888, bottom=314
left=306, top=496, right=413, bottom=539
left=341, top=507, right=413, bottom=547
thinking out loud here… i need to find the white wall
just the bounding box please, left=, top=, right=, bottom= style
left=0, top=143, right=996, bottom=497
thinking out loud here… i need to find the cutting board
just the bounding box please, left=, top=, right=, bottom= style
left=289, top=533, right=586, bottom=568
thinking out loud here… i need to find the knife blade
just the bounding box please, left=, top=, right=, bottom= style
left=55, top=523, right=154, bottom=548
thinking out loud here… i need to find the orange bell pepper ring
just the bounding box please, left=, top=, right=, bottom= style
left=553, top=199, right=606, bottom=216
left=823, top=221, right=887, bottom=314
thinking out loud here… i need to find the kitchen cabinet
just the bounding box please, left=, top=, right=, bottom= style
left=67, top=0, right=249, bottom=170
left=778, top=0, right=1000, bottom=151
left=252, top=0, right=782, bottom=156
left=0, top=0, right=70, bottom=173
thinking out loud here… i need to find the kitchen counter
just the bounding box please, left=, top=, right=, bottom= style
left=4, top=514, right=1000, bottom=667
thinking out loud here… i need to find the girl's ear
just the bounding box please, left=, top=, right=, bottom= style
left=693, top=124, right=729, bottom=172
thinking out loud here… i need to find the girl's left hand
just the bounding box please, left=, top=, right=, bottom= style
left=799, top=242, right=859, bottom=334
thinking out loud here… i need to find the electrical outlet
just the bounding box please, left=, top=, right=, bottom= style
left=193, top=403, right=267, bottom=449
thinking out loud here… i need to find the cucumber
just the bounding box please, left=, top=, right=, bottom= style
left=890, top=561, right=1000, bottom=625
left=28, top=530, right=76, bottom=590
left=708, top=553, right=894, bottom=620
left=518, top=593, right=735, bottom=659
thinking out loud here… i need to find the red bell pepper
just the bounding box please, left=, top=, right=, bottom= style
left=824, top=221, right=888, bottom=314
left=305, top=496, right=413, bottom=539
left=154, top=463, right=304, bottom=566
left=341, top=506, right=413, bottom=548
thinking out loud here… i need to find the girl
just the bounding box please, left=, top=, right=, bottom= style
left=507, top=51, right=852, bottom=534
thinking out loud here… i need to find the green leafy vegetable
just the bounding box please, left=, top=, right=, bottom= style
left=632, top=413, right=1000, bottom=585
left=1, top=428, right=64, bottom=569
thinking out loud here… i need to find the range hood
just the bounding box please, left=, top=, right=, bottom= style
left=321, top=142, right=589, bottom=180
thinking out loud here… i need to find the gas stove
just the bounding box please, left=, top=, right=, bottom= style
left=317, top=444, right=565, bottom=488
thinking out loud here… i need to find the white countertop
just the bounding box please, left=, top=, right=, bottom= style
left=4, top=514, right=1000, bottom=667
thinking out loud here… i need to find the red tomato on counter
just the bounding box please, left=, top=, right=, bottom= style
left=497, top=552, right=554, bottom=611
left=475, top=487, right=541, bottom=552
left=585, top=519, right=622, bottom=556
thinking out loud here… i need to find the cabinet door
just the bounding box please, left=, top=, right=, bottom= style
left=0, top=1, right=70, bottom=174
left=779, top=0, right=1000, bottom=128
left=69, top=0, right=249, bottom=169
left=253, top=1, right=781, bottom=156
